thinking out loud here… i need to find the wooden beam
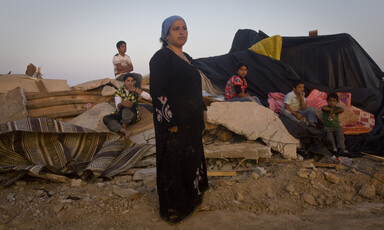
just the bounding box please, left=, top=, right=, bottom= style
left=207, top=171, right=237, bottom=177
left=25, top=89, right=102, bottom=100
left=27, top=104, right=87, bottom=118
left=361, top=152, right=384, bottom=161
left=28, top=172, right=70, bottom=183
left=26, top=94, right=102, bottom=109
left=35, top=79, right=48, bottom=93
left=313, top=162, right=347, bottom=170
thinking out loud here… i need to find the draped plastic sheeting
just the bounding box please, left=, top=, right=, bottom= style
left=281, top=33, right=382, bottom=89
left=195, top=29, right=384, bottom=155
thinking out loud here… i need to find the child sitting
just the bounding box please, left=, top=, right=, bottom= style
left=282, top=80, right=317, bottom=127
left=224, top=63, right=262, bottom=105
left=322, top=93, right=348, bottom=154
left=103, top=73, right=151, bottom=139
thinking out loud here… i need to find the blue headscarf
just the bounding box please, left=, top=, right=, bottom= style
left=161, top=15, right=185, bottom=42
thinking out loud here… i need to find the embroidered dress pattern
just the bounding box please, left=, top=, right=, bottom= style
left=156, top=96, right=172, bottom=123
left=224, top=75, right=248, bottom=100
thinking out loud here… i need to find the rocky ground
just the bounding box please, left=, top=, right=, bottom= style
left=1, top=138, right=384, bottom=230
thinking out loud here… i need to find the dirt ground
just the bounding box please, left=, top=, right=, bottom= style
left=1, top=144, right=384, bottom=229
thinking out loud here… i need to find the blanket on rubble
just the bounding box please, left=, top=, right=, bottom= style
left=0, top=118, right=154, bottom=186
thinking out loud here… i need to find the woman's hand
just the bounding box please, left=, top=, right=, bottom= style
left=168, top=126, right=178, bottom=133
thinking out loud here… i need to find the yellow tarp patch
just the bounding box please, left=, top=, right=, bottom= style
left=249, top=35, right=282, bottom=60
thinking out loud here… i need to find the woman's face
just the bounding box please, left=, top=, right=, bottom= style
left=167, top=20, right=188, bottom=48
left=237, top=66, right=248, bottom=78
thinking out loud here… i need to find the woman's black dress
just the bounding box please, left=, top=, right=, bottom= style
left=149, top=48, right=208, bottom=223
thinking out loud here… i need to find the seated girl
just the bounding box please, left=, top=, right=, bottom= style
left=224, top=63, right=262, bottom=105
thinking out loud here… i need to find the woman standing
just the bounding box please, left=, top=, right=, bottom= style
left=149, top=16, right=208, bottom=223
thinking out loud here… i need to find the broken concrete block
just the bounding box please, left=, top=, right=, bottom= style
left=254, top=167, right=267, bottom=177
left=70, top=78, right=111, bottom=91
left=324, top=172, right=341, bottom=184
left=0, top=74, right=69, bottom=93
left=302, top=193, right=317, bottom=206
left=110, top=79, right=124, bottom=89
left=207, top=102, right=299, bottom=159
left=132, top=168, right=156, bottom=181
left=40, top=79, right=70, bottom=92
left=0, top=87, right=28, bottom=123
left=70, top=179, right=82, bottom=187
left=112, top=187, right=141, bottom=200
left=359, top=184, right=376, bottom=199
left=130, top=128, right=156, bottom=145
left=101, top=85, right=116, bottom=97
left=204, top=142, right=271, bottom=159
left=67, top=102, right=115, bottom=132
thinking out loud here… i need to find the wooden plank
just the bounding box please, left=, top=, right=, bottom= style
left=269, top=159, right=314, bottom=164
left=35, top=79, right=48, bottom=93
left=28, top=172, right=70, bottom=183
left=26, top=94, right=102, bottom=109
left=313, top=162, right=347, bottom=170
left=25, top=89, right=102, bottom=100
left=205, top=152, right=261, bottom=159
left=207, top=171, right=237, bottom=177
left=313, top=162, right=337, bottom=168
left=361, top=152, right=384, bottom=161
left=27, top=104, right=87, bottom=118
left=126, top=107, right=154, bottom=135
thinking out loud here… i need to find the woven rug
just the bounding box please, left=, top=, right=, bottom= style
left=0, top=118, right=154, bottom=186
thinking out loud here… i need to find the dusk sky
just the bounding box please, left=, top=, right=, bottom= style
left=1, top=0, right=383, bottom=86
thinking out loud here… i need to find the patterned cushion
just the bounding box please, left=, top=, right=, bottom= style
left=350, top=105, right=376, bottom=128
left=343, top=122, right=372, bottom=135
left=336, top=92, right=352, bottom=107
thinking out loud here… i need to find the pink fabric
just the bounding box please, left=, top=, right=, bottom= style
left=350, top=105, right=376, bottom=128
left=268, top=90, right=329, bottom=113
left=305, top=89, right=328, bottom=109
left=268, top=92, right=285, bottom=113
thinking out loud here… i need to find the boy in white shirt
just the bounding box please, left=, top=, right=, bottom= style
left=113, top=41, right=142, bottom=89
left=282, top=80, right=317, bottom=127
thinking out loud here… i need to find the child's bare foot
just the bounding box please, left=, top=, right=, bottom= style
left=123, top=130, right=132, bottom=139
left=121, top=129, right=134, bottom=147
left=119, top=128, right=132, bottom=139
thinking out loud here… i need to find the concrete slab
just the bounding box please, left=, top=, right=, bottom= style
left=0, top=87, right=28, bottom=124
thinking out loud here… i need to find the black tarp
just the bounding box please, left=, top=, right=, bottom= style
left=195, top=29, right=384, bottom=156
